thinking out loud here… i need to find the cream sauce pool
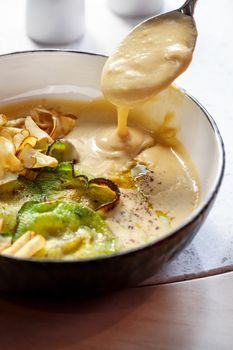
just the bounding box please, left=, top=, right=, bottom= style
left=1, top=97, right=199, bottom=251
left=65, top=99, right=199, bottom=249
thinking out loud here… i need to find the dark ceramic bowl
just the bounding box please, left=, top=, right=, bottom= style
left=0, top=51, right=225, bottom=294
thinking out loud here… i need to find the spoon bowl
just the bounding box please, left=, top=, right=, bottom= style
left=101, top=0, right=199, bottom=107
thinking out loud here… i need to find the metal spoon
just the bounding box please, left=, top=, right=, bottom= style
left=101, top=0, right=199, bottom=106
left=179, top=0, right=198, bottom=16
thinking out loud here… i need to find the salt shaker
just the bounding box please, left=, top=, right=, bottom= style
left=108, top=0, right=163, bottom=17
left=26, top=0, right=85, bottom=45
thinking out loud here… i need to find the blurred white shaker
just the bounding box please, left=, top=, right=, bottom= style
left=26, top=0, right=85, bottom=45
left=108, top=0, right=163, bottom=17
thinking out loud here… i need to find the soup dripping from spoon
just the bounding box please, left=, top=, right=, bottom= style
left=101, top=0, right=199, bottom=130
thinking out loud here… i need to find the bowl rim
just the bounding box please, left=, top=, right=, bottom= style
left=0, top=49, right=225, bottom=265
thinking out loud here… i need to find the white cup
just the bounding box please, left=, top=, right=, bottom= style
left=26, top=0, right=85, bottom=45
left=108, top=0, right=163, bottom=17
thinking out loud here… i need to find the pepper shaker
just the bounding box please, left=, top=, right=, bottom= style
left=26, top=0, right=85, bottom=45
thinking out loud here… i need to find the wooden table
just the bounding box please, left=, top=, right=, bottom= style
left=0, top=272, right=233, bottom=350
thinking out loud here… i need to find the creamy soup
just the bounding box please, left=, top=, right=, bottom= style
left=101, top=11, right=197, bottom=107
left=0, top=96, right=199, bottom=257
left=101, top=11, right=197, bottom=139
left=0, top=12, right=199, bottom=259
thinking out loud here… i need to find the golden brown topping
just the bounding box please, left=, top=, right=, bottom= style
left=7, top=117, right=26, bottom=128
left=0, top=236, right=12, bottom=253
left=1, top=230, right=35, bottom=256
left=0, top=218, right=3, bottom=232
left=0, top=107, right=77, bottom=186
left=0, top=136, right=23, bottom=176
left=13, top=129, right=30, bottom=151
left=25, top=116, right=53, bottom=144
left=30, top=107, right=76, bottom=139
left=18, top=144, right=58, bottom=169
left=14, top=234, right=46, bottom=258
left=0, top=114, right=7, bottom=126
left=16, top=136, right=37, bottom=154
left=1, top=230, right=46, bottom=258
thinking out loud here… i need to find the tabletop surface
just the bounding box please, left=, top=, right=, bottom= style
left=0, top=0, right=232, bottom=285
left=0, top=271, right=233, bottom=350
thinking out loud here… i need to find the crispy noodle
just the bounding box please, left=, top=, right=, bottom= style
left=0, top=107, right=77, bottom=186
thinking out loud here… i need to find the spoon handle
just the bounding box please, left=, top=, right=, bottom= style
left=180, top=0, right=198, bottom=16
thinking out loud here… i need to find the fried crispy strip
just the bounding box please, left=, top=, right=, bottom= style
left=30, top=107, right=76, bottom=138
left=0, top=172, right=18, bottom=186
left=1, top=231, right=35, bottom=256
left=18, top=143, right=58, bottom=169
left=16, top=136, right=37, bottom=154
left=7, top=117, right=26, bottom=128
left=0, top=136, right=23, bottom=172
left=25, top=116, right=53, bottom=143
left=0, top=218, right=12, bottom=252
left=15, top=234, right=45, bottom=258
left=0, top=238, right=12, bottom=253
left=13, top=129, right=30, bottom=151
left=0, top=114, right=7, bottom=126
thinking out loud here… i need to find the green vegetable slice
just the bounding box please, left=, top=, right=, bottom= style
left=35, top=163, right=88, bottom=195
left=15, top=201, right=117, bottom=258
left=0, top=176, right=41, bottom=232
left=89, top=178, right=120, bottom=214
left=47, top=140, right=67, bottom=162
left=35, top=162, right=120, bottom=213
left=47, top=140, right=79, bottom=163
left=0, top=162, right=120, bottom=236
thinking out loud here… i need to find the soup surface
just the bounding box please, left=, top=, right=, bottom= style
left=0, top=96, right=199, bottom=259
